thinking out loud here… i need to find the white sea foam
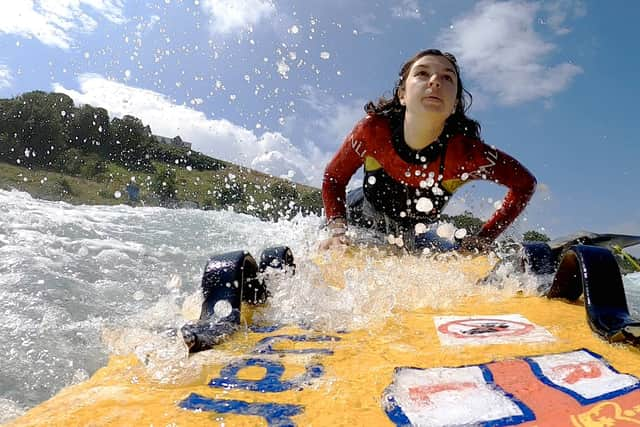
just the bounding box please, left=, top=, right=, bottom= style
left=624, top=272, right=640, bottom=316
left=0, top=398, right=26, bottom=424
left=0, top=189, right=320, bottom=409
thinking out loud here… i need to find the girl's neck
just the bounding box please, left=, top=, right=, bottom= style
left=403, top=111, right=445, bottom=151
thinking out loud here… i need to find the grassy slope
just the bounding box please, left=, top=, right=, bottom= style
left=0, top=160, right=323, bottom=219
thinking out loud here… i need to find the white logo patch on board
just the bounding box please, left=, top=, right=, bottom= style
left=525, top=349, right=640, bottom=404
left=434, top=314, right=554, bottom=346
left=383, top=365, right=534, bottom=426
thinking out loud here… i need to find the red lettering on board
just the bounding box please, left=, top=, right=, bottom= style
left=553, top=361, right=603, bottom=385
left=408, top=382, right=477, bottom=405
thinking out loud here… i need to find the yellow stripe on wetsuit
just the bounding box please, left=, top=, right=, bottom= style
left=365, top=155, right=467, bottom=194
left=364, top=156, right=382, bottom=171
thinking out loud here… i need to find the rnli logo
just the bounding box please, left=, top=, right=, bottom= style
left=469, top=148, right=498, bottom=179
left=351, top=137, right=366, bottom=158
left=383, top=349, right=640, bottom=426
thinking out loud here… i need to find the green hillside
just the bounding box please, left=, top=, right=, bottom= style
left=0, top=91, right=322, bottom=220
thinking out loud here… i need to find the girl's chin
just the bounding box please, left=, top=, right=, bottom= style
left=421, top=99, right=446, bottom=110
left=410, top=106, right=448, bottom=118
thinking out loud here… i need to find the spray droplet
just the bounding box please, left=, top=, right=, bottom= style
left=437, top=223, right=456, bottom=240
left=214, top=300, right=233, bottom=318
left=454, top=228, right=467, bottom=239
left=415, top=197, right=434, bottom=213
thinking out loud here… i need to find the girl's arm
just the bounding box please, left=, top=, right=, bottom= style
left=322, top=119, right=370, bottom=221
left=466, top=141, right=537, bottom=240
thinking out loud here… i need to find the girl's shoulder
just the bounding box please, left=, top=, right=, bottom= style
left=443, top=134, right=495, bottom=166
left=446, top=133, right=487, bottom=152
left=363, top=113, right=391, bottom=128
left=352, top=114, right=392, bottom=138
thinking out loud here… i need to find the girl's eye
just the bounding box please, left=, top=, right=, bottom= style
left=444, top=75, right=453, bottom=82
left=416, top=71, right=429, bottom=77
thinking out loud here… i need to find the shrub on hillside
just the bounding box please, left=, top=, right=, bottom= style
left=523, top=230, right=551, bottom=242
left=55, top=148, right=84, bottom=175
left=79, top=154, right=107, bottom=179
left=152, top=165, right=177, bottom=202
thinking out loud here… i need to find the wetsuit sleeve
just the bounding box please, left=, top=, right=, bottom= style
left=322, top=120, right=368, bottom=220
left=467, top=142, right=537, bottom=240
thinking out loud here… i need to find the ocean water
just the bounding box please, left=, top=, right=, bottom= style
left=1, top=188, right=639, bottom=421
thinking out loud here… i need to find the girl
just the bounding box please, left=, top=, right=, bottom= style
left=321, top=49, right=536, bottom=252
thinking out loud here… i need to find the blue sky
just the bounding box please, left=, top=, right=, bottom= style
left=1, top=0, right=639, bottom=244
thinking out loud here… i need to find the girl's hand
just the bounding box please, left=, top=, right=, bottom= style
left=319, top=217, right=349, bottom=250
left=318, top=234, right=351, bottom=250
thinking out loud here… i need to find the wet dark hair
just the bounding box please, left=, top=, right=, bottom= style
left=365, top=49, right=481, bottom=139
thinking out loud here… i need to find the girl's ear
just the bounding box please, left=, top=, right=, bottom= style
left=398, top=86, right=406, bottom=106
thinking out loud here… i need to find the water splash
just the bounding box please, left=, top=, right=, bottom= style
left=0, top=189, right=317, bottom=409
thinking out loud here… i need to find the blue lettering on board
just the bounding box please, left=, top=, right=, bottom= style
left=252, top=334, right=341, bottom=355
left=249, top=325, right=284, bottom=333
left=209, top=357, right=324, bottom=392
left=180, top=393, right=303, bottom=427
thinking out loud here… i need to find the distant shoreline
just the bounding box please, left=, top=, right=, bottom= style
left=0, top=160, right=323, bottom=221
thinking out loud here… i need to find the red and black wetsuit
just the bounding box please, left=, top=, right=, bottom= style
left=322, top=114, right=536, bottom=241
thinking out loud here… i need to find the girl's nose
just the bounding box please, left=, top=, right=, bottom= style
left=428, top=75, right=441, bottom=88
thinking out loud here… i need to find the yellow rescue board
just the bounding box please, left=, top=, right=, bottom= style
left=7, top=250, right=640, bottom=427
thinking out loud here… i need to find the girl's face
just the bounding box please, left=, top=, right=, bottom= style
left=398, top=55, right=458, bottom=121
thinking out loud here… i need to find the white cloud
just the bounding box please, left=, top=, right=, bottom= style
left=291, top=85, right=368, bottom=190
left=52, top=74, right=324, bottom=185
left=534, top=182, right=552, bottom=201
left=134, top=14, right=160, bottom=39
left=298, top=84, right=366, bottom=150
left=541, top=0, right=586, bottom=35
left=391, top=0, right=421, bottom=20
left=323, top=102, right=368, bottom=151
left=0, top=0, right=125, bottom=49
left=251, top=150, right=306, bottom=182
left=200, top=0, right=275, bottom=35
left=353, top=13, right=383, bottom=35
left=439, top=0, right=583, bottom=105
left=0, top=65, right=12, bottom=90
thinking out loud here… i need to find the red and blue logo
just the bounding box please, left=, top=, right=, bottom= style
left=383, top=349, right=640, bottom=426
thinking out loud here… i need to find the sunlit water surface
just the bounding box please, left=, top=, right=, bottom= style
left=1, top=189, right=639, bottom=422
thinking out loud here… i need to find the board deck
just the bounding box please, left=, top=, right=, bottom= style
left=7, top=251, right=640, bottom=427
